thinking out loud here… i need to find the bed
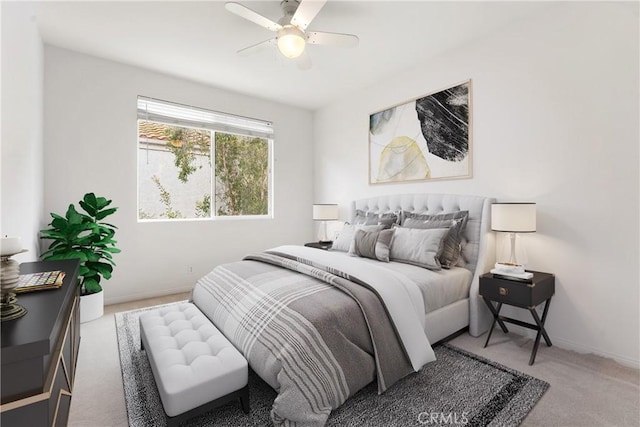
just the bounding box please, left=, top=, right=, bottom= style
left=192, top=193, right=495, bottom=426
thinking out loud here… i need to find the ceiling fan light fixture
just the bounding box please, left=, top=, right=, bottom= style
left=277, top=25, right=306, bottom=58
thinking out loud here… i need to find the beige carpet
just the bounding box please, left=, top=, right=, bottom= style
left=69, top=294, right=640, bottom=427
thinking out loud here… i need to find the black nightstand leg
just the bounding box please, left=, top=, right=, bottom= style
left=483, top=298, right=509, bottom=332
left=483, top=299, right=507, bottom=348
left=528, top=298, right=552, bottom=365
left=539, top=298, right=553, bottom=346
left=484, top=318, right=496, bottom=348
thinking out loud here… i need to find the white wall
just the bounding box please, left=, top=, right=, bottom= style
left=313, top=2, right=639, bottom=366
left=1, top=2, right=45, bottom=262
left=44, top=46, right=314, bottom=304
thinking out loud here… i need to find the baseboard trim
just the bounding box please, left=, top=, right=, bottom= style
left=549, top=335, right=639, bottom=369
left=104, top=286, right=193, bottom=306
left=506, top=324, right=639, bottom=369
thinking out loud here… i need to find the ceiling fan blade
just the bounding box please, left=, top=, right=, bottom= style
left=225, top=2, right=282, bottom=32
left=290, top=0, right=327, bottom=31
left=296, top=52, right=312, bottom=70
left=237, top=38, right=276, bottom=56
left=307, top=31, right=359, bottom=48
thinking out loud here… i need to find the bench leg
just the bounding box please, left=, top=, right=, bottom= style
left=166, top=415, right=180, bottom=427
left=240, top=385, right=250, bottom=414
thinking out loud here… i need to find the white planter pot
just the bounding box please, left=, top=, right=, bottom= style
left=80, top=290, right=104, bottom=323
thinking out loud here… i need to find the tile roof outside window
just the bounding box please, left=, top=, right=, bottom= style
left=138, top=121, right=211, bottom=147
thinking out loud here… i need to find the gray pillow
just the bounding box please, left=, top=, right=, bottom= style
left=354, top=210, right=400, bottom=229
left=349, top=228, right=395, bottom=262
left=389, top=226, right=449, bottom=270
left=330, top=223, right=384, bottom=252
left=402, top=211, right=469, bottom=269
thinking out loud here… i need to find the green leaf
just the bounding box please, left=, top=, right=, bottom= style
left=95, top=207, right=117, bottom=220
left=65, top=223, right=88, bottom=242
left=82, top=249, right=100, bottom=262
left=83, top=269, right=99, bottom=278
left=96, top=196, right=111, bottom=210
left=66, top=204, right=84, bottom=225
left=83, top=277, right=102, bottom=294
left=50, top=217, right=68, bottom=230
left=82, top=193, right=98, bottom=213
left=94, top=263, right=113, bottom=279
left=79, top=201, right=92, bottom=217
left=40, top=230, right=66, bottom=240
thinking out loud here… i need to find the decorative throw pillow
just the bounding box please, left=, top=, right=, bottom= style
left=402, top=210, right=469, bottom=228
left=353, top=210, right=400, bottom=229
left=330, top=223, right=384, bottom=252
left=389, top=226, right=449, bottom=270
left=402, top=211, right=469, bottom=269
left=349, top=228, right=395, bottom=262
left=457, top=237, right=469, bottom=267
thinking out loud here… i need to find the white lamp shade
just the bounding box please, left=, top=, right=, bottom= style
left=491, top=203, right=536, bottom=233
left=313, top=204, right=339, bottom=221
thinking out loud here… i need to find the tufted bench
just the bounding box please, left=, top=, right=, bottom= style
left=139, top=302, right=249, bottom=426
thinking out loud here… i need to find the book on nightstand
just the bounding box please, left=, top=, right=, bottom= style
left=489, top=268, right=534, bottom=282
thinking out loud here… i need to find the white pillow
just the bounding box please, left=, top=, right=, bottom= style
left=330, top=223, right=384, bottom=252
left=389, top=226, right=449, bottom=270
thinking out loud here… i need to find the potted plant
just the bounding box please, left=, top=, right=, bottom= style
left=40, top=193, right=121, bottom=323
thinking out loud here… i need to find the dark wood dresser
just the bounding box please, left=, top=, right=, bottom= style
left=1, top=259, right=80, bottom=426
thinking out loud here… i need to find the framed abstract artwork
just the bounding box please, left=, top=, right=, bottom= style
left=369, top=80, right=472, bottom=184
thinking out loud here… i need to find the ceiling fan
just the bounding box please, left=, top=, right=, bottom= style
left=225, top=0, right=359, bottom=69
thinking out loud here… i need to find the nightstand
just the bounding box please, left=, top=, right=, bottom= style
left=479, top=271, right=555, bottom=365
left=304, top=242, right=332, bottom=250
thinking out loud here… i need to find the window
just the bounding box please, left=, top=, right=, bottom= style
left=137, top=97, right=273, bottom=221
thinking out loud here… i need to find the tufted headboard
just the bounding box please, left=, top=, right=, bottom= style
left=350, top=193, right=495, bottom=336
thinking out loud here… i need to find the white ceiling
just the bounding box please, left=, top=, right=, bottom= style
left=35, top=1, right=551, bottom=110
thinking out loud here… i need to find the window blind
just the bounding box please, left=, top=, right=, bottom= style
left=137, top=96, right=274, bottom=139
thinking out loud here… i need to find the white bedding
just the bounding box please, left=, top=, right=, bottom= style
left=327, top=250, right=472, bottom=314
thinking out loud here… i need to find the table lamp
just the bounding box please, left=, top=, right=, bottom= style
left=1, top=236, right=28, bottom=321
left=491, top=202, right=536, bottom=271
left=313, top=204, right=339, bottom=243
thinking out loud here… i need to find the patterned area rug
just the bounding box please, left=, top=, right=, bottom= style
left=116, top=303, right=549, bottom=426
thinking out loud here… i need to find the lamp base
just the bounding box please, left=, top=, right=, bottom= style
left=1, top=302, right=27, bottom=321
left=1, top=253, right=27, bottom=321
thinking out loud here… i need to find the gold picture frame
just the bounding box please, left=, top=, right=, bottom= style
left=369, top=79, right=472, bottom=185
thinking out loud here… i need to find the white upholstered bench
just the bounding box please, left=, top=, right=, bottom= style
left=139, top=302, right=249, bottom=426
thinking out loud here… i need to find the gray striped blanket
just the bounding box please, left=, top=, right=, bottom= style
left=191, top=245, right=435, bottom=426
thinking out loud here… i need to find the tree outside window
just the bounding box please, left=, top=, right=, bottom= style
left=138, top=120, right=271, bottom=220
